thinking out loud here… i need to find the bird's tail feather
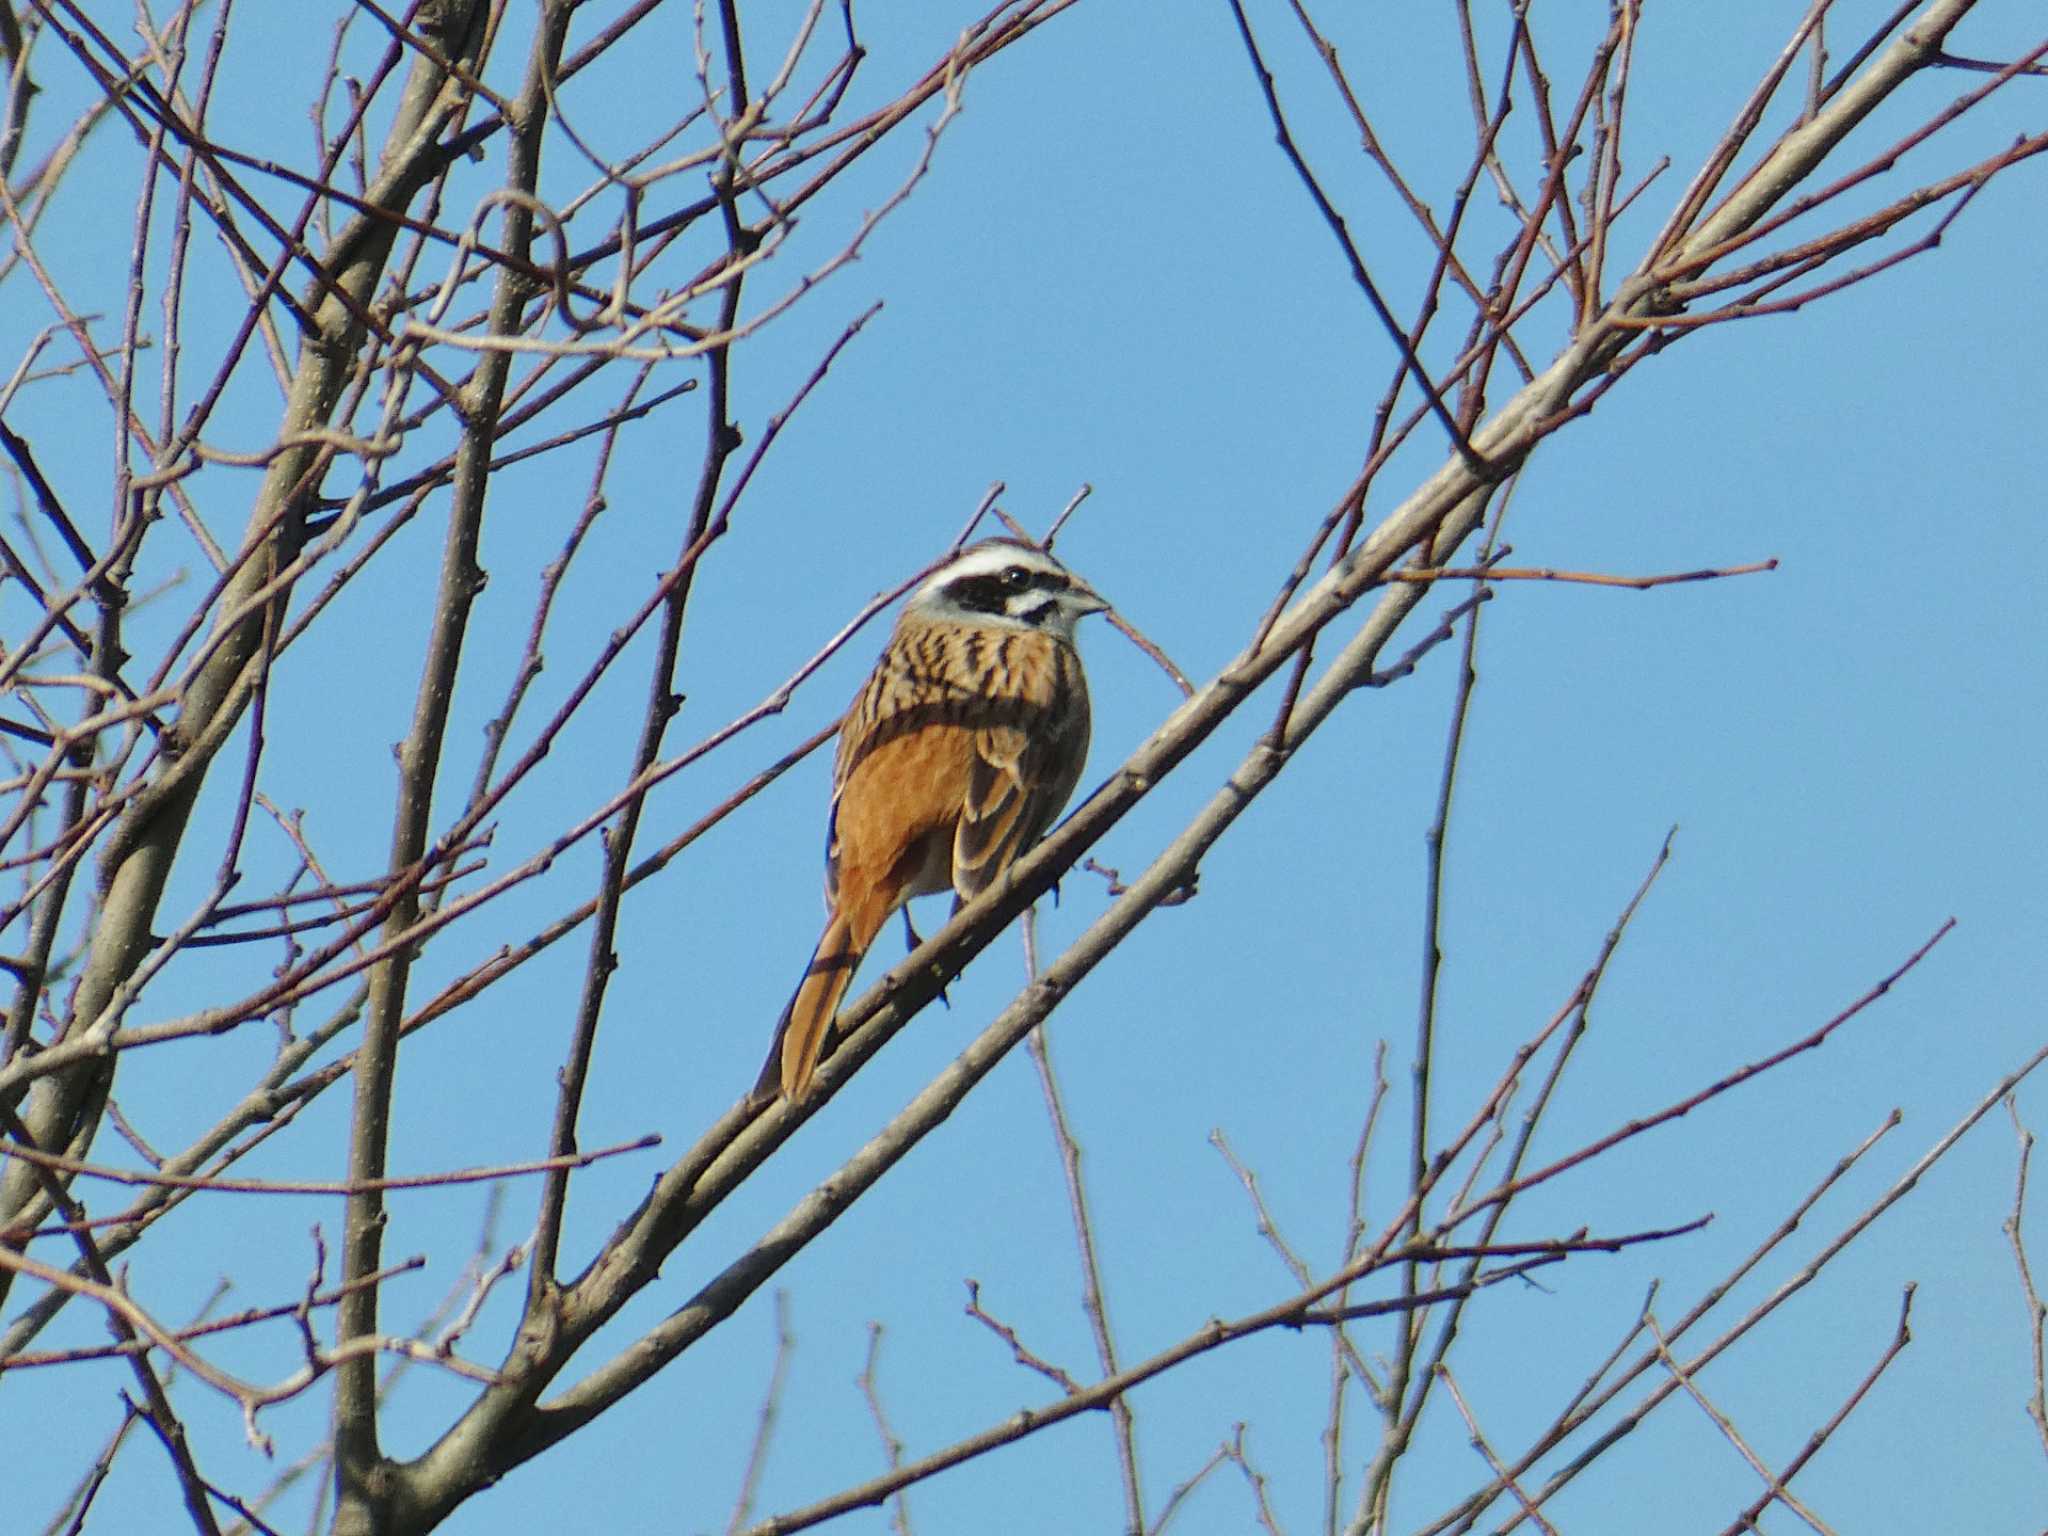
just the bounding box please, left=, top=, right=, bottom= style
left=755, top=913, right=864, bottom=1102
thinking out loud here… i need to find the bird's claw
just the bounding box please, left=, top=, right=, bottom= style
left=902, top=908, right=950, bottom=1008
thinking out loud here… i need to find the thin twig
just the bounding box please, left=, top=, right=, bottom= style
left=856, top=1323, right=915, bottom=1536
left=2004, top=1098, right=2048, bottom=1463
left=1649, top=1312, right=1839, bottom=1536
left=0, top=1132, right=659, bottom=1195
left=1382, top=557, right=1777, bottom=589
left=726, top=1291, right=795, bottom=1536
left=1438, top=1367, right=1560, bottom=1536
left=1024, top=907, right=1142, bottom=1533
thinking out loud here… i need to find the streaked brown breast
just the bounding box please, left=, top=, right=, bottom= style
left=825, top=615, right=1091, bottom=934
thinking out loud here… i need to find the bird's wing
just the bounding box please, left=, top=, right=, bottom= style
left=954, top=653, right=1089, bottom=902
left=952, top=724, right=1041, bottom=903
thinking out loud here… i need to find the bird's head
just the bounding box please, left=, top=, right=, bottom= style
left=909, top=539, right=1108, bottom=642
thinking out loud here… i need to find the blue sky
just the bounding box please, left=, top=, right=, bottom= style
left=3, top=2, right=2045, bottom=1532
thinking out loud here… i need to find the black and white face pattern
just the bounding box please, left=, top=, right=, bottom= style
left=911, top=539, right=1107, bottom=641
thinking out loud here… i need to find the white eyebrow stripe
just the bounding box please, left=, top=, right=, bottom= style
left=916, top=542, right=1070, bottom=595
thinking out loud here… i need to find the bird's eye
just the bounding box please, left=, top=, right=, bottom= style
left=1002, top=566, right=1030, bottom=588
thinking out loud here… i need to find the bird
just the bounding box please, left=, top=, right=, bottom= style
left=756, top=538, right=1109, bottom=1103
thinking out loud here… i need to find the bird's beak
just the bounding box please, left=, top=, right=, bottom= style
left=1067, top=579, right=1110, bottom=617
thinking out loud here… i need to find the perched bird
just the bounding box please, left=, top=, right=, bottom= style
left=757, top=538, right=1109, bottom=1103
